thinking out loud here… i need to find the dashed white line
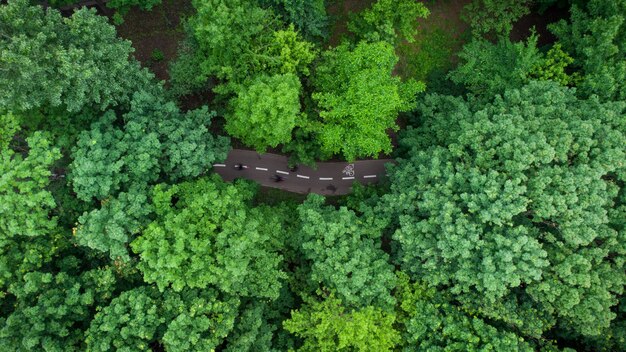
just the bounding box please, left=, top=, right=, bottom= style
left=213, top=164, right=226, bottom=167
left=363, top=175, right=377, bottom=179
left=276, top=170, right=289, bottom=175
left=297, top=174, right=310, bottom=179
left=255, top=167, right=268, bottom=171
left=319, top=177, right=333, bottom=181
left=342, top=176, right=355, bottom=180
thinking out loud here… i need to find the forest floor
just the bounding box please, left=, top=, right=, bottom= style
left=115, top=0, right=193, bottom=81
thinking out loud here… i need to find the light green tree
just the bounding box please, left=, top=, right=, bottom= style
left=189, top=0, right=316, bottom=93
left=0, top=132, right=64, bottom=290
left=312, top=41, right=424, bottom=160
left=348, top=0, right=429, bottom=44
left=283, top=293, right=400, bottom=352
left=226, top=73, right=302, bottom=152
left=131, top=176, right=287, bottom=298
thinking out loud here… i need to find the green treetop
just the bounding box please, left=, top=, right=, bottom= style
left=312, top=41, right=424, bottom=161
left=131, top=176, right=287, bottom=298
left=383, top=81, right=626, bottom=338
left=0, top=0, right=154, bottom=114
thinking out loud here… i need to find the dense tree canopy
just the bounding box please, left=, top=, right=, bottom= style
left=131, top=176, right=286, bottom=298
left=348, top=0, right=429, bottom=44
left=1, top=0, right=625, bottom=350
left=297, top=195, right=396, bottom=309
left=283, top=294, right=400, bottom=352
left=384, top=81, right=626, bottom=338
left=71, top=92, right=229, bottom=260
left=0, top=0, right=154, bottom=114
left=462, top=0, right=532, bottom=38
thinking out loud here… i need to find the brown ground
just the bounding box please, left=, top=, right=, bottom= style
left=326, top=0, right=375, bottom=47
left=115, top=0, right=193, bottom=81
left=510, top=4, right=569, bottom=46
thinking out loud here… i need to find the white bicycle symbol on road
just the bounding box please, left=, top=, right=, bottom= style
left=342, top=164, right=355, bottom=177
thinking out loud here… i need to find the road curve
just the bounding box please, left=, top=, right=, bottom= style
left=212, top=149, right=394, bottom=195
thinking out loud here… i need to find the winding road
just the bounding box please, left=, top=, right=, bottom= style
left=212, top=149, right=394, bottom=195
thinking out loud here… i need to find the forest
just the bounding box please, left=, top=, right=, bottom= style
left=1, top=0, right=625, bottom=350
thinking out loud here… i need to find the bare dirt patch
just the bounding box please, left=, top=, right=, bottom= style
left=115, top=0, right=193, bottom=81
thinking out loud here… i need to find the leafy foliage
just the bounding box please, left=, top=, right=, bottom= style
left=449, top=34, right=543, bottom=98
left=549, top=0, right=626, bottom=101
left=131, top=176, right=287, bottom=298
left=259, top=0, right=329, bottom=40
left=396, top=273, right=535, bottom=351
left=1, top=267, right=117, bottom=351
left=348, top=0, right=429, bottom=44
left=71, top=92, right=229, bottom=259
left=86, top=286, right=239, bottom=351
left=297, top=195, right=396, bottom=309
left=384, top=81, right=626, bottom=337
left=189, top=0, right=315, bottom=93
left=226, top=73, right=302, bottom=152
left=462, top=0, right=532, bottom=38
left=311, top=41, right=424, bottom=160
left=283, top=294, right=400, bottom=352
left=530, top=43, right=578, bottom=86
left=0, top=132, right=63, bottom=289
left=0, top=0, right=154, bottom=113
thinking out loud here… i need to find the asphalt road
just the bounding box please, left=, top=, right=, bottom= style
left=212, top=149, right=394, bottom=195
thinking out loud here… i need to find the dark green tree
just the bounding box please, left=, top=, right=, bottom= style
left=396, top=273, right=535, bottom=351
left=1, top=266, right=118, bottom=351
left=549, top=0, right=626, bottom=101
left=259, top=0, right=329, bottom=40
left=462, top=0, right=532, bottom=38
left=297, top=195, right=396, bottom=309
left=71, top=91, right=229, bottom=260
left=383, top=81, right=626, bottom=338
left=0, top=0, right=154, bottom=114
left=448, top=34, right=543, bottom=98
left=85, top=286, right=239, bottom=351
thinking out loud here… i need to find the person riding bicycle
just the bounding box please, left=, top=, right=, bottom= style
left=234, top=163, right=244, bottom=170
left=271, top=174, right=284, bottom=182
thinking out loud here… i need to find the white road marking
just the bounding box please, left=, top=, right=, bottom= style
left=255, top=167, right=268, bottom=171
left=276, top=170, right=289, bottom=175
left=319, top=177, right=333, bottom=181
left=363, top=175, right=377, bottom=179
left=297, top=174, right=310, bottom=179
left=213, top=164, right=226, bottom=167
left=243, top=166, right=248, bottom=169
left=342, top=176, right=355, bottom=180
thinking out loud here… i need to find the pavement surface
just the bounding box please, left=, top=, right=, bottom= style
left=212, top=149, right=394, bottom=195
